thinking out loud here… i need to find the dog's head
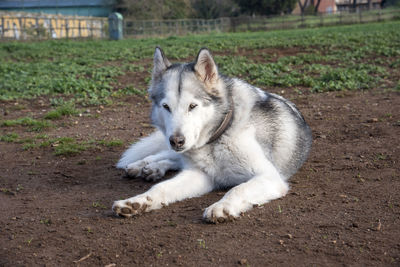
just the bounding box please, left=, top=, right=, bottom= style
left=148, top=47, right=229, bottom=153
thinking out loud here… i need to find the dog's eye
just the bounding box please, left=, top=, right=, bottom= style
left=162, top=103, right=170, bottom=112
left=188, top=103, right=197, bottom=111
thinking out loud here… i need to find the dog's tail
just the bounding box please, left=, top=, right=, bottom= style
left=116, top=130, right=168, bottom=169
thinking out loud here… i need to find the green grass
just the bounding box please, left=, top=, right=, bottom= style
left=1, top=117, right=52, bottom=132
left=0, top=132, right=125, bottom=156
left=44, top=103, right=80, bottom=120
left=0, top=133, right=19, bottom=142
left=0, top=21, right=399, bottom=104
left=97, top=139, right=124, bottom=147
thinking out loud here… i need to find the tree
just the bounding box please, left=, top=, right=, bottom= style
left=115, top=0, right=192, bottom=20
left=191, top=0, right=239, bottom=19
left=310, top=0, right=321, bottom=13
left=298, top=0, right=309, bottom=15
left=234, top=0, right=297, bottom=16
left=297, top=0, right=321, bottom=15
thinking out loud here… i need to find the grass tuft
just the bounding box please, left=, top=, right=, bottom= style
left=1, top=117, right=52, bottom=132
left=44, top=104, right=80, bottom=120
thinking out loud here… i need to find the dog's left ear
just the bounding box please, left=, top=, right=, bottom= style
left=194, top=48, right=220, bottom=96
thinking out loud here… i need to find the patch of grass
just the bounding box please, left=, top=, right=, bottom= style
left=53, top=138, right=87, bottom=156
left=92, top=201, right=107, bottom=209
left=44, top=103, right=80, bottom=120
left=0, top=133, right=19, bottom=142
left=35, top=133, right=49, bottom=139
left=40, top=137, right=88, bottom=156
left=97, top=139, right=124, bottom=147
left=22, top=143, right=38, bottom=150
left=40, top=218, right=51, bottom=225
left=197, top=239, right=207, bottom=249
left=0, top=21, right=399, bottom=104
left=1, top=117, right=52, bottom=132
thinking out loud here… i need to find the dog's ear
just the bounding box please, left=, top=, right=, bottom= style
left=194, top=48, right=220, bottom=96
left=152, top=46, right=171, bottom=81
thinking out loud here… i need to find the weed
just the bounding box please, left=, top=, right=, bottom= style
left=0, top=133, right=19, bottom=142
left=197, top=239, right=207, bottom=249
left=278, top=205, right=283, bottom=213
left=376, top=153, right=387, bottom=160
left=44, top=103, right=80, bottom=120
left=98, top=139, right=124, bottom=147
left=16, top=184, right=24, bottom=192
left=92, top=201, right=107, bottom=209
left=22, top=143, right=37, bottom=150
left=167, top=220, right=177, bottom=227
left=1, top=117, right=52, bottom=132
left=35, top=134, right=49, bottom=139
left=40, top=218, right=51, bottom=225
left=53, top=139, right=87, bottom=156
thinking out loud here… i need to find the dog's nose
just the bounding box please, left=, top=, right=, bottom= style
left=169, top=134, right=185, bottom=150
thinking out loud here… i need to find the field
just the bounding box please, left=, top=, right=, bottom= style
left=1, top=21, right=399, bottom=266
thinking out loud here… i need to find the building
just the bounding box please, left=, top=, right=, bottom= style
left=336, top=0, right=382, bottom=12
left=293, top=0, right=382, bottom=14
left=0, top=0, right=116, bottom=17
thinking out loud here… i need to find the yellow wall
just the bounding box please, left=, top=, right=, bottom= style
left=0, top=14, right=107, bottom=39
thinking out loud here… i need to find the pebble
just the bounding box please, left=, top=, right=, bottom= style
left=238, top=259, right=248, bottom=265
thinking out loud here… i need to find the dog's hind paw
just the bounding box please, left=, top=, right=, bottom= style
left=203, top=201, right=240, bottom=224
left=112, top=195, right=154, bottom=218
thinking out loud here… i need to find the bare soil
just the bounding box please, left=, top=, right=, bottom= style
left=1, top=56, right=400, bottom=266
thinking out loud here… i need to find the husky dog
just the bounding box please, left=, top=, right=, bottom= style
left=112, top=47, right=312, bottom=223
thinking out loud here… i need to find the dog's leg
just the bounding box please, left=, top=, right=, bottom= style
left=203, top=164, right=289, bottom=223
left=203, top=127, right=289, bottom=223
left=125, top=150, right=182, bottom=181
left=113, top=169, right=213, bottom=217
left=116, top=130, right=168, bottom=169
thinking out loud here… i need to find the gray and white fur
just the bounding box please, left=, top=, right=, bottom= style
left=113, top=47, right=312, bottom=223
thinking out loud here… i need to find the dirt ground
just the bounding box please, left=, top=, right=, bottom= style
left=1, top=66, right=400, bottom=265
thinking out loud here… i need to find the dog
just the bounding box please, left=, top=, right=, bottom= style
left=112, top=47, right=312, bottom=223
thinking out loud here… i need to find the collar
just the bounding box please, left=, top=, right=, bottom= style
left=207, top=96, right=234, bottom=144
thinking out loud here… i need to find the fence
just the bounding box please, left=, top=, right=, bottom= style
left=124, top=8, right=400, bottom=38
left=230, top=8, right=400, bottom=32
left=1, top=8, right=399, bottom=40
left=0, top=12, right=107, bottom=40
left=124, top=17, right=230, bottom=37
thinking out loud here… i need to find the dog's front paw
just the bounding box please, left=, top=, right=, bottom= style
left=112, top=195, right=154, bottom=218
left=125, top=161, right=166, bottom=181
left=203, top=201, right=240, bottom=223
left=125, top=160, right=148, bottom=178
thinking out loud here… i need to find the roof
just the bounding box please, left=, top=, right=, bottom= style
left=0, top=0, right=115, bottom=9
